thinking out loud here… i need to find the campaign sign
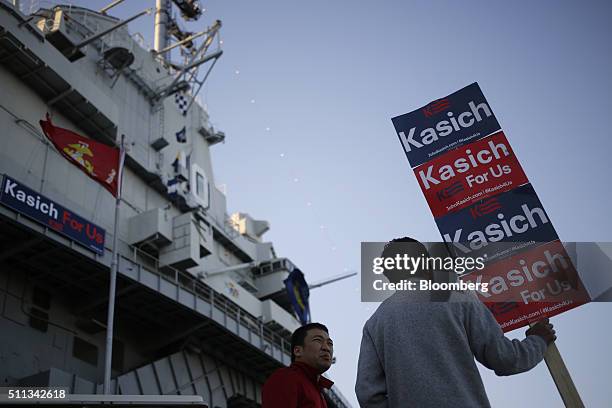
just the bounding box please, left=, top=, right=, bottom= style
left=461, top=240, right=590, bottom=331
left=392, top=82, right=501, bottom=168
left=414, top=131, right=529, bottom=218
left=435, top=184, right=559, bottom=261
left=484, top=296, right=586, bottom=333
left=461, top=240, right=590, bottom=320
left=0, top=176, right=105, bottom=255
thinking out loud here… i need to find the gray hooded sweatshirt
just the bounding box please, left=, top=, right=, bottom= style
left=355, top=290, right=547, bottom=407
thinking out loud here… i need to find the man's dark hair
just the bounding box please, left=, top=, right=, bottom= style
left=381, top=237, right=429, bottom=283
left=290, top=322, right=328, bottom=363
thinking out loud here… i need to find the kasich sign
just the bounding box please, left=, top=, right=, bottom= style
left=392, top=82, right=501, bottom=168
left=414, top=131, right=529, bottom=218
left=462, top=241, right=590, bottom=332
left=393, top=83, right=589, bottom=330
left=435, top=184, right=559, bottom=262
left=0, top=176, right=105, bottom=255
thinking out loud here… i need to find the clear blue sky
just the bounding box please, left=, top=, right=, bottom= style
left=52, top=0, right=612, bottom=406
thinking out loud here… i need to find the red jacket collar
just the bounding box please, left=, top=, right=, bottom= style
left=292, top=362, right=334, bottom=389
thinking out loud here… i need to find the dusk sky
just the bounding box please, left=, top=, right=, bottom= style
left=42, top=0, right=612, bottom=406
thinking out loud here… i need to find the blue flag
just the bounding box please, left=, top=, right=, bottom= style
left=166, top=177, right=180, bottom=198
left=175, top=126, right=187, bottom=143
left=284, top=268, right=311, bottom=325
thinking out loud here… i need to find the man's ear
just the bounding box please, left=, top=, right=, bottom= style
left=293, top=345, right=303, bottom=360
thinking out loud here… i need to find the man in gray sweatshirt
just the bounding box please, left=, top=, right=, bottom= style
left=355, top=238, right=556, bottom=408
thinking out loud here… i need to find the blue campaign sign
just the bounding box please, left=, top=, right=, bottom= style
left=0, top=176, right=105, bottom=255
left=435, top=183, right=559, bottom=261
left=391, top=82, right=502, bottom=168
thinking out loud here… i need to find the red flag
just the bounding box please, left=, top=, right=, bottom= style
left=40, top=114, right=123, bottom=197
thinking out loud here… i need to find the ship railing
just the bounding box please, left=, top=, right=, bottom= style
left=38, top=3, right=160, bottom=98
left=25, top=0, right=58, bottom=15
left=121, top=238, right=292, bottom=357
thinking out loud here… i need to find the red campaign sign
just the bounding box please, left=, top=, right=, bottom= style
left=414, top=131, right=529, bottom=218
left=461, top=240, right=590, bottom=332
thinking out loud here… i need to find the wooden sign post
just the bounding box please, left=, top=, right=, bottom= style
left=531, top=323, right=584, bottom=408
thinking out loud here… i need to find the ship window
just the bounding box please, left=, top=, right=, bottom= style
left=196, top=172, right=205, bottom=197
left=73, top=337, right=98, bottom=366
left=190, top=164, right=209, bottom=208
left=28, top=308, right=49, bottom=333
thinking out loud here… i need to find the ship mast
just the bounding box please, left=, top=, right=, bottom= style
left=153, top=0, right=170, bottom=60
left=151, top=0, right=222, bottom=112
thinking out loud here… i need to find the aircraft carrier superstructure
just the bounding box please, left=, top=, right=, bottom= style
left=0, top=1, right=351, bottom=406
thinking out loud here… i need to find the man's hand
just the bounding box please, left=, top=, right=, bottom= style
left=526, top=318, right=556, bottom=345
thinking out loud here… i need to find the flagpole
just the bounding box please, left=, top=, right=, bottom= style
left=103, top=134, right=125, bottom=394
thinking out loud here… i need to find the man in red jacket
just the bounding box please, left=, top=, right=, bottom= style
left=262, top=323, right=334, bottom=407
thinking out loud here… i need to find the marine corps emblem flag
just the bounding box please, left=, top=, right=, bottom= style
left=40, top=113, right=123, bottom=197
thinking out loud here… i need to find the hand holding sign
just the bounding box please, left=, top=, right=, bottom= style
left=526, top=318, right=557, bottom=345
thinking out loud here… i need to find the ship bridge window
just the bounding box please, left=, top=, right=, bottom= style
left=197, top=173, right=205, bottom=197
left=190, top=163, right=209, bottom=209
